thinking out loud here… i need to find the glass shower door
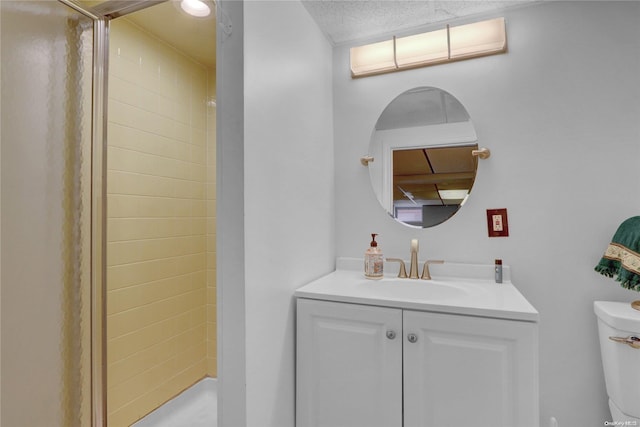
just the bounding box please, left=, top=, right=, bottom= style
left=1, top=2, right=94, bottom=426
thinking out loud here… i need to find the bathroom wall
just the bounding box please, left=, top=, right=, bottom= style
left=216, top=1, right=246, bottom=424
left=1, top=0, right=2, bottom=415
left=333, top=1, right=640, bottom=425
left=106, top=18, right=215, bottom=426
left=241, top=1, right=335, bottom=425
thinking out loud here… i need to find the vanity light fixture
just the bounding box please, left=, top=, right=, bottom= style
left=350, top=39, right=397, bottom=77
left=395, top=28, right=449, bottom=68
left=350, top=17, right=507, bottom=78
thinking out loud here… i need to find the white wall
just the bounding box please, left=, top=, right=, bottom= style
left=243, top=1, right=335, bottom=426
left=1, top=4, right=3, bottom=424
left=216, top=1, right=246, bottom=425
left=333, top=1, right=640, bottom=425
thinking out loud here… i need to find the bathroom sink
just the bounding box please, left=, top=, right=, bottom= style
left=357, top=279, right=471, bottom=301
left=294, top=258, right=540, bottom=322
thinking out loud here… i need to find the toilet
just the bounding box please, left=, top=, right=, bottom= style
left=594, top=301, right=640, bottom=422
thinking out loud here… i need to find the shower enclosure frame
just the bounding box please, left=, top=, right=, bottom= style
left=55, top=2, right=108, bottom=425
left=54, top=1, right=178, bottom=425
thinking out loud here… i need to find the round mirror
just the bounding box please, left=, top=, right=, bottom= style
left=368, top=87, right=478, bottom=228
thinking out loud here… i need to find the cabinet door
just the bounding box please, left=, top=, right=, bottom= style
left=403, top=310, right=539, bottom=427
left=296, top=299, right=403, bottom=427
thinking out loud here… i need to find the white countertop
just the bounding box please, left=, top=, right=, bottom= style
left=294, top=258, right=539, bottom=322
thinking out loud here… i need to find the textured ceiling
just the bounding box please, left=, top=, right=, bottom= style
left=301, top=0, right=542, bottom=45
left=82, top=0, right=542, bottom=69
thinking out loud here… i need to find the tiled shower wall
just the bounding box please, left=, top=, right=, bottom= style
left=106, top=19, right=215, bottom=427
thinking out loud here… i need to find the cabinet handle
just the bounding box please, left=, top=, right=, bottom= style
left=609, top=335, right=640, bottom=349
left=407, top=333, right=418, bottom=343
left=386, top=330, right=396, bottom=340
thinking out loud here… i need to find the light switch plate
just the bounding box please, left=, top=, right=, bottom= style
left=487, top=208, right=509, bottom=237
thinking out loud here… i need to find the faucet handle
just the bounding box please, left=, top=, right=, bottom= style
left=386, top=258, right=408, bottom=278
left=421, top=260, right=445, bottom=280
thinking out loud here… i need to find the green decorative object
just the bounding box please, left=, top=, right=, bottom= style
left=595, top=216, right=640, bottom=292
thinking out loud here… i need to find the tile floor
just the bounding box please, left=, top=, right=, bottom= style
left=132, top=378, right=217, bottom=427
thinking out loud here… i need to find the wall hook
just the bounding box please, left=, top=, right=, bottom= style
left=360, top=155, right=374, bottom=166
left=471, top=147, right=491, bottom=159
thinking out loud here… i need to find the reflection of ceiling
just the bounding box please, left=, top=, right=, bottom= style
left=393, top=145, right=477, bottom=204
left=376, top=87, right=469, bottom=130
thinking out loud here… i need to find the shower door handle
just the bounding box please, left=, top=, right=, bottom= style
left=609, top=336, right=640, bottom=349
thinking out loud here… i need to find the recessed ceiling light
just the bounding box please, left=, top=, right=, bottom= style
left=181, top=0, right=211, bottom=17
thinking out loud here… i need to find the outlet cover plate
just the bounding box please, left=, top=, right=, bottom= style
left=487, top=208, right=509, bottom=237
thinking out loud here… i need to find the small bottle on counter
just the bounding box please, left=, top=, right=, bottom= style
left=364, top=234, right=384, bottom=280
left=495, top=259, right=503, bottom=283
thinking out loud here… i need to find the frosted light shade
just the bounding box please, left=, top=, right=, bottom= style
left=350, top=39, right=396, bottom=76
left=449, top=17, right=506, bottom=60
left=349, top=17, right=507, bottom=78
left=396, top=29, right=449, bottom=68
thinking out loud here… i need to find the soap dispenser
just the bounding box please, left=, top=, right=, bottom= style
left=364, top=233, right=384, bottom=279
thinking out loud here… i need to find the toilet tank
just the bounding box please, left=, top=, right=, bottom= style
left=594, top=301, right=640, bottom=419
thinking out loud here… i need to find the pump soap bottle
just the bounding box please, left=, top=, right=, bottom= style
left=364, top=233, right=384, bottom=279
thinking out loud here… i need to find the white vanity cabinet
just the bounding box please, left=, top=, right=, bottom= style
left=402, top=309, right=538, bottom=427
left=296, top=298, right=539, bottom=427
left=296, top=299, right=403, bottom=427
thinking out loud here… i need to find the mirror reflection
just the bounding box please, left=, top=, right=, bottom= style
left=368, top=87, right=478, bottom=228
